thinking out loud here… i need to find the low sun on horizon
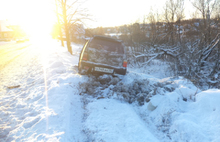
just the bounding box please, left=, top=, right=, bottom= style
left=0, top=0, right=168, bottom=32
left=0, top=0, right=56, bottom=39
left=0, top=0, right=195, bottom=39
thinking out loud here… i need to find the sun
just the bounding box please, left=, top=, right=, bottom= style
left=1, top=0, right=56, bottom=40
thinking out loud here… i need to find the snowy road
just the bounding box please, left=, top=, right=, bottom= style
left=0, top=42, right=38, bottom=93
left=0, top=41, right=86, bottom=141
left=0, top=41, right=47, bottom=141
left=0, top=42, right=32, bottom=69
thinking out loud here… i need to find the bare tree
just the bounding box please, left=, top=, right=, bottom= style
left=191, top=0, right=217, bottom=44
left=55, top=0, right=89, bottom=54
left=147, top=8, right=161, bottom=43
left=175, top=0, right=185, bottom=43
left=163, top=0, right=185, bottom=45
left=55, top=0, right=64, bottom=47
left=212, top=0, right=220, bottom=34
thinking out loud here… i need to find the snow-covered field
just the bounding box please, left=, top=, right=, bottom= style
left=0, top=40, right=220, bottom=142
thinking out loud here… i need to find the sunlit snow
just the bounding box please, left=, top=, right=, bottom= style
left=0, top=40, right=219, bottom=142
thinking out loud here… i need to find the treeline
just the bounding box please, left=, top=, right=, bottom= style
left=86, top=18, right=220, bottom=45
left=85, top=0, right=220, bottom=89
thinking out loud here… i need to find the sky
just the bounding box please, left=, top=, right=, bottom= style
left=0, top=0, right=193, bottom=33
left=0, top=0, right=166, bottom=27
left=83, top=0, right=166, bottom=28
left=83, top=0, right=193, bottom=28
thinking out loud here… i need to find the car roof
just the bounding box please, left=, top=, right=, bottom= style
left=93, top=35, right=122, bottom=43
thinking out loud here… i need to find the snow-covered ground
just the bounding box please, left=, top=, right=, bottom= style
left=0, top=40, right=220, bottom=142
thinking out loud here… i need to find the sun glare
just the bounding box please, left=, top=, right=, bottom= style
left=1, top=0, right=56, bottom=40
left=1, top=0, right=196, bottom=34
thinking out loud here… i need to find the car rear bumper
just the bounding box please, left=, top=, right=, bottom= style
left=79, top=61, right=126, bottom=75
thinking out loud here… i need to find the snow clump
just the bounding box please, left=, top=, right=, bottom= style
left=79, top=74, right=191, bottom=106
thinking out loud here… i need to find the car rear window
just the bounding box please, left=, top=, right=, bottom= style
left=88, top=38, right=124, bottom=54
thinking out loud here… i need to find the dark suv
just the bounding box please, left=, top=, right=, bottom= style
left=78, top=36, right=127, bottom=75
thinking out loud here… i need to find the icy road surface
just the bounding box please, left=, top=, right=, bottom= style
left=0, top=40, right=220, bottom=142
left=0, top=42, right=33, bottom=91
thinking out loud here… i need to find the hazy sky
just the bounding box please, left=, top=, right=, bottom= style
left=0, top=0, right=166, bottom=27
left=83, top=0, right=166, bottom=27
left=0, top=0, right=193, bottom=32
left=83, top=0, right=193, bottom=27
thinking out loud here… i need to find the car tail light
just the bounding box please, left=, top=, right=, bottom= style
left=82, top=53, right=88, bottom=61
left=123, top=60, right=127, bottom=67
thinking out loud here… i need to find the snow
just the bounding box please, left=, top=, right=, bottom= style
left=128, top=59, right=174, bottom=79
left=0, top=39, right=220, bottom=142
left=84, top=99, right=159, bottom=142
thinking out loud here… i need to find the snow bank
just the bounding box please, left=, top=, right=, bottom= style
left=168, top=89, right=220, bottom=142
left=79, top=71, right=220, bottom=142
left=84, top=99, right=159, bottom=142
left=137, top=82, right=220, bottom=142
